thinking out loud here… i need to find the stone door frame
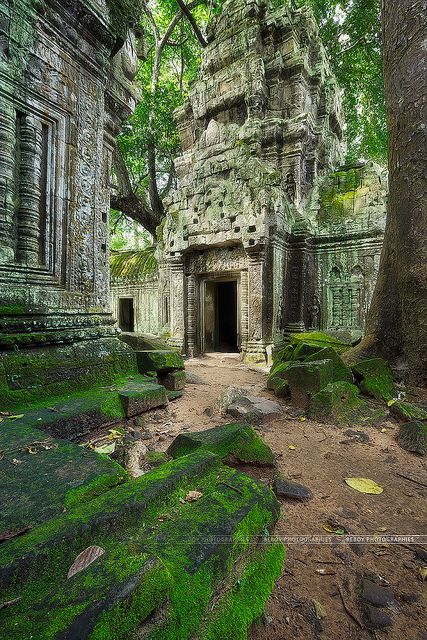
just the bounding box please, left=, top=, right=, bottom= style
left=198, top=271, right=242, bottom=355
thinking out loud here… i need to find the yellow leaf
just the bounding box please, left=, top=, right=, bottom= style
left=313, top=600, right=327, bottom=620
left=9, top=414, right=24, bottom=420
left=26, top=446, right=38, bottom=455
left=419, top=567, right=427, bottom=582
left=387, top=399, right=396, bottom=407
left=299, top=416, right=307, bottom=422
left=345, top=477, right=384, bottom=495
left=381, top=428, right=387, bottom=433
left=108, top=429, right=123, bottom=440
left=288, top=445, right=297, bottom=450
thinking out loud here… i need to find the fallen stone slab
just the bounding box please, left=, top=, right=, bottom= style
left=362, top=578, right=395, bottom=608
left=364, top=605, right=393, bottom=630
left=0, top=422, right=127, bottom=534
left=390, top=400, right=427, bottom=422
left=278, top=359, right=334, bottom=408
left=119, top=380, right=168, bottom=417
left=352, top=358, right=396, bottom=402
left=309, top=381, right=386, bottom=425
left=227, top=395, right=283, bottom=424
left=290, top=331, right=351, bottom=355
left=120, top=332, right=175, bottom=351
left=136, top=350, right=185, bottom=374
left=0, top=451, right=284, bottom=640
left=397, top=421, right=427, bottom=455
left=167, top=423, right=275, bottom=466
left=273, top=476, right=313, bottom=502
left=304, top=347, right=354, bottom=383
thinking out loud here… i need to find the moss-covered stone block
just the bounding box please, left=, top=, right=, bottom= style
left=390, top=401, right=427, bottom=422
left=279, top=359, right=334, bottom=408
left=136, top=350, right=185, bottom=374
left=398, top=421, right=427, bottom=455
left=305, top=347, right=353, bottom=383
left=290, top=331, right=351, bottom=355
left=0, top=422, right=128, bottom=533
left=121, top=333, right=177, bottom=352
left=119, top=381, right=168, bottom=417
left=158, top=369, right=186, bottom=391
left=0, top=451, right=283, bottom=640
left=267, top=361, right=292, bottom=397
left=352, top=358, right=396, bottom=401
left=167, top=423, right=275, bottom=466
left=309, top=381, right=384, bottom=425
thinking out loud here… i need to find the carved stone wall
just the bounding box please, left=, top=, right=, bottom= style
left=0, top=0, right=140, bottom=406
left=158, top=0, right=387, bottom=361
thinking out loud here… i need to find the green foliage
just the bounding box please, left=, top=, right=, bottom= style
left=300, top=0, right=386, bottom=163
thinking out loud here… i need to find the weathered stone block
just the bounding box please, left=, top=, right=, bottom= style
left=136, top=350, right=185, bottom=374
left=398, top=421, right=427, bottom=455
left=290, top=332, right=351, bottom=355
left=119, top=382, right=168, bottom=417
left=305, top=347, right=354, bottom=383
left=280, top=359, right=334, bottom=408
left=352, top=358, right=396, bottom=401
left=309, top=381, right=383, bottom=425
left=0, top=451, right=283, bottom=639
left=158, top=369, right=186, bottom=391
left=227, top=395, right=283, bottom=424
left=167, top=423, right=275, bottom=466
left=390, top=401, right=427, bottom=422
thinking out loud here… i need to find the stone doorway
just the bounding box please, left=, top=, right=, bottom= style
left=119, top=298, right=135, bottom=332
left=203, top=279, right=239, bottom=353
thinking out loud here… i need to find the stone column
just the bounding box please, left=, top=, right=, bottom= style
left=240, top=269, right=249, bottom=352
left=168, top=257, right=186, bottom=352
left=16, top=114, right=44, bottom=266
left=0, top=101, right=16, bottom=263
left=246, top=252, right=266, bottom=362
left=186, top=273, right=197, bottom=356
left=283, top=221, right=313, bottom=333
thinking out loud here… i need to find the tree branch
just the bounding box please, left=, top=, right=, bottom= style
left=174, top=0, right=208, bottom=47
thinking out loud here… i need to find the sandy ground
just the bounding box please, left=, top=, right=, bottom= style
left=139, top=355, right=427, bottom=640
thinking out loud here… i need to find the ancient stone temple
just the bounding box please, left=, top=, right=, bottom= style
left=0, top=0, right=141, bottom=406
left=152, top=0, right=387, bottom=362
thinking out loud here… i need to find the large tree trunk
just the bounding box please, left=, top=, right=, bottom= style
left=351, top=0, right=427, bottom=385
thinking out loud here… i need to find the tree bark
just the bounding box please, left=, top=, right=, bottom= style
left=351, top=0, right=427, bottom=385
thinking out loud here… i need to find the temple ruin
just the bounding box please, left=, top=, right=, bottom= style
left=111, top=0, right=387, bottom=362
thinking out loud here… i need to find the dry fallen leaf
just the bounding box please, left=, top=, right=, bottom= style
left=67, top=546, right=105, bottom=579
left=345, top=477, right=384, bottom=495
left=419, top=567, right=427, bottom=582
left=313, top=599, right=327, bottom=620
left=185, top=491, right=203, bottom=502
left=288, top=445, right=297, bottom=451
left=108, top=429, right=124, bottom=440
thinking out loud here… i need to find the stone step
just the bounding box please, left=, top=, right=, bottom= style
left=0, top=452, right=283, bottom=640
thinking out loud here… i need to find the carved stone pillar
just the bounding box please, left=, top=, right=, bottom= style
left=283, top=221, right=313, bottom=333
left=186, top=273, right=197, bottom=356
left=240, top=269, right=249, bottom=352
left=168, top=258, right=186, bottom=352
left=0, top=101, right=16, bottom=263
left=246, top=252, right=266, bottom=361
left=16, top=114, right=44, bottom=266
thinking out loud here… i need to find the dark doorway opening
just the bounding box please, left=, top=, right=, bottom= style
left=204, top=280, right=239, bottom=352
left=119, top=298, right=135, bottom=332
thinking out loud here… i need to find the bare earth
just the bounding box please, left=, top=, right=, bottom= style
left=141, top=355, right=427, bottom=640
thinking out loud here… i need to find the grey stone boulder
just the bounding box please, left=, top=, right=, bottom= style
left=227, top=395, right=283, bottom=424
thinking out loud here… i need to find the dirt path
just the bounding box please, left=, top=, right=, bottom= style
left=142, top=356, right=427, bottom=640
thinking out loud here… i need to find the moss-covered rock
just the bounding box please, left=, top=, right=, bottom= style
left=309, top=381, right=384, bottom=425
left=167, top=423, right=275, bottom=466
left=136, top=350, right=185, bottom=374
left=397, top=421, right=427, bottom=455
left=390, top=401, right=427, bottom=422
left=158, top=369, right=186, bottom=391
left=278, top=359, right=334, bottom=408
left=290, top=332, right=351, bottom=355
left=119, top=381, right=168, bottom=417
left=305, top=347, right=353, bottom=383
left=0, top=451, right=283, bottom=639
left=352, top=358, right=396, bottom=402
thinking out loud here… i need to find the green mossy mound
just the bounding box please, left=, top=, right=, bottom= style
left=136, top=350, right=185, bottom=374
left=290, top=332, right=351, bottom=355
left=397, top=421, right=427, bottom=456
left=351, top=358, right=396, bottom=402
left=167, top=423, right=275, bottom=466
left=276, top=360, right=334, bottom=408
left=0, top=451, right=283, bottom=640
left=309, top=381, right=385, bottom=425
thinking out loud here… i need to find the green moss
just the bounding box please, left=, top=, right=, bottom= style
left=352, top=358, right=396, bottom=402
left=398, top=421, right=427, bottom=455
left=145, top=451, right=169, bottom=467
left=199, top=543, right=285, bottom=640
left=100, top=393, right=126, bottom=418
left=65, top=469, right=128, bottom=510
left=390, top=401, right=427, bottom=422
left=290, top=332, right=350, bottom=354
left=136, top=350, right=185, bottom=374
left=304, top=347, right=353, bottom=383
left=0, top=304, right=26, bottom=316
left=309, top=381, right=386, bottom=425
